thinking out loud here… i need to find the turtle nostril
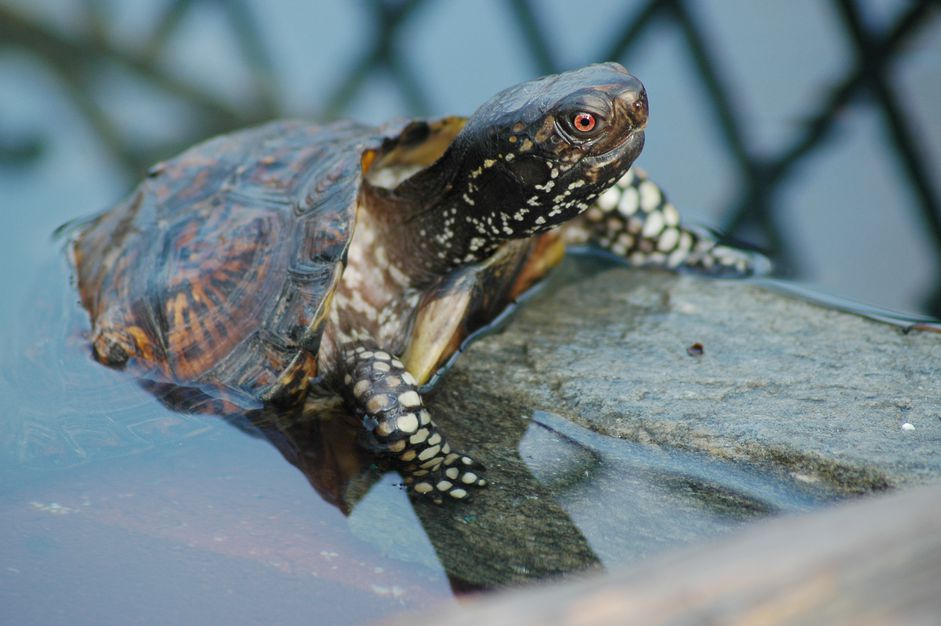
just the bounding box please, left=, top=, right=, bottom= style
left=620, top=87, right=648, bottom=129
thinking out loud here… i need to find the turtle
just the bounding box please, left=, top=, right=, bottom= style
left=70, top=62, right=755, bottom=501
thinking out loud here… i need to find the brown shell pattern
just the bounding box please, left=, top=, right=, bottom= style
left=74, top=120, right=389, bottom=406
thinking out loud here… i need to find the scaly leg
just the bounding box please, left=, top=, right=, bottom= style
left=340, top=342, right=486, bottom=501
left=565, top=168, right=765, bottom=276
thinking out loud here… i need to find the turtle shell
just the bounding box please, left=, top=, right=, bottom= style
left=73, top=120, right=395, bottom=410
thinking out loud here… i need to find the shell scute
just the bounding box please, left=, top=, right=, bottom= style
left=293, top=209, right=351, bottom=271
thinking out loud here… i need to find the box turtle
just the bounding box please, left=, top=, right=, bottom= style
left=72, top=63, right=753, bottom=501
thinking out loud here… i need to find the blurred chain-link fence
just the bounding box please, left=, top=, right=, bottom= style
left=1, top=0, right=939, bottom=313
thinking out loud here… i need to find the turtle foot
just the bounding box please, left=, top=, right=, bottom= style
left=92, top=327, right=136, bottom=366
left=405, top=452, right=487, bottom=502
left=340, top=342, right=486, bottom=503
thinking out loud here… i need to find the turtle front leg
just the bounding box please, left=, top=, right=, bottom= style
left=565, top=168, right=765, bottom=276
left=340, top=343, right=486, bottom=501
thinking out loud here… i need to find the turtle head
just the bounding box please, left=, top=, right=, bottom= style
left=454, top=62, right=647, bottom=237
left=366, top=64, right=647, bottom=272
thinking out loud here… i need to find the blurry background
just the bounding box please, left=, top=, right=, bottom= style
left=1, top=0, right=939, bottom=324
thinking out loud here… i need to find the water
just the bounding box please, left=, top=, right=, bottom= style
left=1, top=1, right=939, bottom=625
left=1, top=433, right=455, bottom=626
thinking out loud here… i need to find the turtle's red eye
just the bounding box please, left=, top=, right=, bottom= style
left=572, top=112, right=596, bottom=133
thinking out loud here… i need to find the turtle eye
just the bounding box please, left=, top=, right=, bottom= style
left=572, top=112, right=596, bottom=133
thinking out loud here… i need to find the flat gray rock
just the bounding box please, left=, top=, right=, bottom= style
left=393, top=257, right=940, bottom=587
left=438, top=257, right=941, bottom=493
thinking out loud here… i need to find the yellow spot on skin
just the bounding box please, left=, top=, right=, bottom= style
left=618, top=168, right=637, bottom=187
left=445, top=467, right=459, bottom=480
left=657, top=227, right=680, bottom=252
left=461, top=472, right=478, bottom=484
left=401, top=450, right=417, bottom=462
left=450, top=489, right=468, bottom=499
left=414, top=482, right=433, bottom=494
left=639, top=180, right=662, bottom=212
left=436, top=481, right=453, bottom=491
left=366, top=394, right=390, bottom=414
left=663, top=203, right=680, bottom=226
left=373, top=361, right=390, bottom=372
left=642, top=210, right=665, bottom=238
left=376, top=421, right=393, bottom=437
left=398, top=391, right=421, bottom=408
left=419, top=445, right=441, bottom=461
left=388, top=440, right=406, bottom=453
left=373, top=351, right=391, bottom=361
left=597, top=186, right=620, bottom=211
left=410, top=429, right=429, bottom=445
left=427, top=433, right=441, bottom=446
left=397, top=413, right=419, bottom=434
left=353, top=380, right=370, bottom=397
left=419, top=410, right=431, bottom=425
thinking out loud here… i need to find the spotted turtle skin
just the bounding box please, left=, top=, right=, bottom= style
left=73, top=63, right=756, bottom=501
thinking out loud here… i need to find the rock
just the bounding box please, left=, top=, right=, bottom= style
left=439, top=256, right=941, bottom=493
left=392, top=256, right=940, bottom=588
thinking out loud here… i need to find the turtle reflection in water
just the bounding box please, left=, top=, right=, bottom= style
left=69, top=63, right=754, bottom=502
